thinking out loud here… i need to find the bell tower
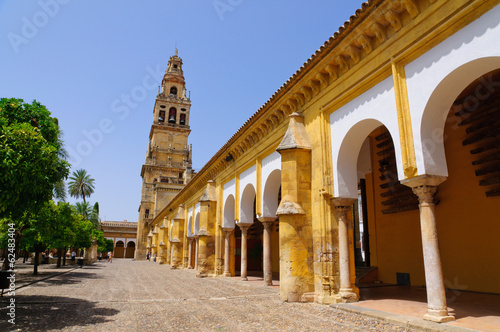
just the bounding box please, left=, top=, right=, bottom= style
left=135, top=50, right=195, bottom=259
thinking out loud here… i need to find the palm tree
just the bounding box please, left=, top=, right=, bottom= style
left=68, top=169, right=95, bottom=203
left=75, top=202, right=92, bottom=220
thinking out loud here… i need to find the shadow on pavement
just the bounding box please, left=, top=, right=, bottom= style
left=0, top=295, right=119, bottom=331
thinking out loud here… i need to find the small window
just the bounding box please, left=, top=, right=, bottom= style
left=179, top=173, right=183, bottom=178
left=160, top=105, right=166, bottom=108
left=173, top=64, right=178, bottom=69
left=160, top=178, right=168, bottom=183
left=170, top=86, right=177, bottom=95
left=145, top=209, right=150, bottom=215
left=181, top=108, right=186, bottom=112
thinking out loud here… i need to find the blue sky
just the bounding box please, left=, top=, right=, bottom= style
left=0, top=0, right=362, bottom=222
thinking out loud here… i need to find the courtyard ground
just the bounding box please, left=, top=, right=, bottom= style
left=0, top=259, right=478, bottom=331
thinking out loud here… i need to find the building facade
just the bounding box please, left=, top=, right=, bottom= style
left=141, top=0, right=500, bottom=324
left=100, top=221, right=138, bottom=258
left=135, top=50, right=195, bottom=259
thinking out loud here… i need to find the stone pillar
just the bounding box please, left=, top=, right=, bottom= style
left=223, top=228, right=233, bottom=277
left=402, top=175, right=454, bottom=323
left=332, top=198, right=358, bottom=303
left=259, top=218, right=275, bottom=286
left=170, top=205, right=185, bottom=270
left=170, top=240, right=182, bottom=269
left=194, top=236, right=199, bottom=270
left=238, top=223, right=251, bottom=281
left=197, top=181, right=217, bottom=278
left=187, top=237, right=194, bottom=269
left=276, top=112, right=314, bottom=302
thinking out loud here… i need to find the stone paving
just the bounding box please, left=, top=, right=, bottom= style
left=0, top=259, right=417, bottom=331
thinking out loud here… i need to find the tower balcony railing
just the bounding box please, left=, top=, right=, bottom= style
left=154, top=121, right=189, bottom=129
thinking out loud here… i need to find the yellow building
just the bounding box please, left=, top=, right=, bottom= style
left=137, top=0, right=500, bottom=323
left=100, top=220, right=137, bottom=258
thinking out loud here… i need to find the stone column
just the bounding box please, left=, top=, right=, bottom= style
left=194, top=236, right=199, bottom=270
left=223, top=229, right=233, bottom=277
left=238, top=223, right=251, bottom=281
left=276, top=112, right=314, bottom=302
left=402, top=175, right=454, bottom=323
left=259, top=218, right=275, bottom=286
left=187, top=237, right=194, bottom=269
left=197, top=181, right=217, bottom=278
left=332, top=198, right=359, bottom=303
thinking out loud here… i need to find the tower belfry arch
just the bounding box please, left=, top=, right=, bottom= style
left=135, top=51, right=196, bottom=260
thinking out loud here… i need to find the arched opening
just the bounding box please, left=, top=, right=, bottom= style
left=236, top=184, right=263, bottom=278
left=335, top=120, right=423, bottom=300
left=125, top=241, right=135, bottom=258
left=223, top=195, right=235, bottom=229
left=262, top=169, right=281, bottom=217
left=180, top=113, right=186, bottom=125
left=170, top=86, right=177, bottom=96
left=158, top=110, right=165, bottom=123
left=194, top=213, right=200, bottom=235
left=168, top=107, right=177, bottom=124
left=114, top=240, right=125, bottom=258
left=432, top=68, right=500, bottom=295
left=262, top=169, right=281, bottom=282
left=240, top=184, right=255, bottom=223
left=187, top=216, right=193, bottom=237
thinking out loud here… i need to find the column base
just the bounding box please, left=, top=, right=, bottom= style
left=241, top=277, right=248, bottom=281
left=223, top=271, right=231, bottom=277
left=188, top=266, right=194, bottom=269
left=339, top=288, right=359, bottom=303
left=424, top=308, right=455, bottom=323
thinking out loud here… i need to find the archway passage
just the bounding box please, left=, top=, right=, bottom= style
left=125, top=241, right=135, bottom=258
left=353, top=126, right=423, bottom=287
left=247, top=220, right=263, bottom=275
left=114, top=241, right=125, bottom=258
left=435, top=68, right=500, bottom=294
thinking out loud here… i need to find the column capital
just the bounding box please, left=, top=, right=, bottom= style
left=236, top=223, right=252, bottom=233
left=262, top=221, right=274, bottom=231
left=401, top=174, right=446, bottom=206
left=332, top=197, right=356, bottom=222
left=331, top=197, right=357, bottom=208
left=258, top=217, right=277, bottom=223
left=400, top=174, right=447, bottom=188
left=222, top=228, right=234, bottom=236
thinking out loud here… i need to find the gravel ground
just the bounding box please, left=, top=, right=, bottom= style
left=0, top=259, right=415, bottom=331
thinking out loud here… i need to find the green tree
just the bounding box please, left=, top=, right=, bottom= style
left=72, top=216, right=94, bottom=252
left=90, top=202, right=100, bottom=229
left=68, top=169, right=95, bottom=203
left=0, top=98, right=70, bottom=219
left=75, top=201, right=92, bottom=220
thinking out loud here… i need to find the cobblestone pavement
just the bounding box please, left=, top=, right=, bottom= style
left=0, top=259, right=416, bottom=332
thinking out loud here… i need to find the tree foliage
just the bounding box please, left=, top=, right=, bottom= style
left=68, top=169, right=95, bottom=203
left=90, top=202, right=100, bottom=229
left=0, top=98, right=70, bottom=219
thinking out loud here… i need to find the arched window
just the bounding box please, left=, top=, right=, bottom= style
left=158, top=110, right=165, bottom=123
left=168, top=108, right=177, bottom=123
left=180, top=113, right=186, bottom=125
left=170, top=86, right=177, bottom=95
